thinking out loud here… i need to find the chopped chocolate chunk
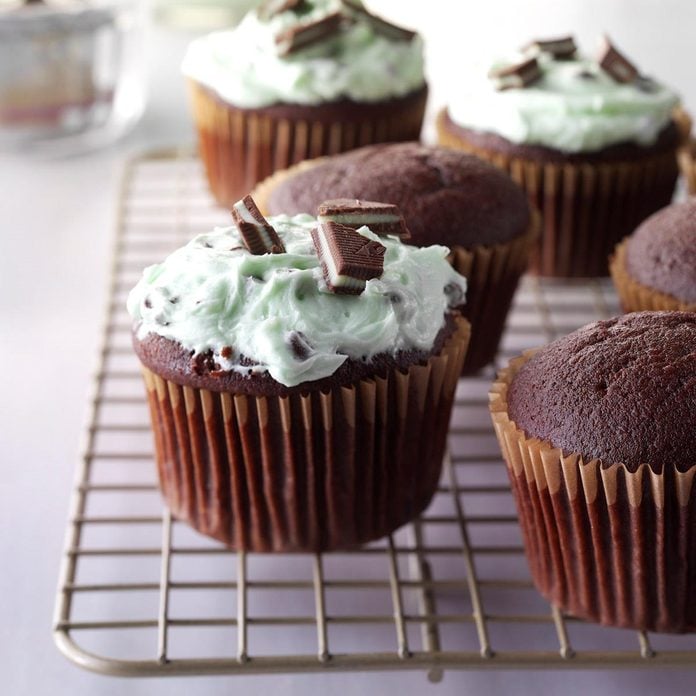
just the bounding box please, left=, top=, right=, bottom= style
left=275, top=12, right=343, bottom=56
left=597, top=36, right=638, bottom=83
left=489, top=57, right=542, bottom=90
left=340, top=0, right=416, bottom=42
left=220, top=346, right=233, bottom=359
left=523, top=35, right=577, bottom=60
left=288, top=331, right=312, bottom=360
left=231, top=194, right=286, bottom=255
left=144, top=297, right=152, bottom=309
left=258, top=0, right=308, bottom=21
left=317, top=198, right=411, bottom=239
left=311, top=221, right=385, bottom=295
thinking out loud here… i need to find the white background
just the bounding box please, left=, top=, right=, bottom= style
left=2, top=1, right=695, bottom=694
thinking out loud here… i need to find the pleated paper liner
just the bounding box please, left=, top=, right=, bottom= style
left=253, top=164, right=538, bottom=375
left=489, top=352, right=696, bottom=633
left=188, top=79, right=428, bottom=209
left=140, top=317, right=470, bottom=553
left=436, top=108, right=681, bottom=278
left=678, top=138, right=696, bottom=195
left=610, top=240, right=696, bottom=313
left=450, top=210, right=538, bottom=374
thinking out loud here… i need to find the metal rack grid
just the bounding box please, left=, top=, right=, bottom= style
left=54, top=150, right=696, bottom=680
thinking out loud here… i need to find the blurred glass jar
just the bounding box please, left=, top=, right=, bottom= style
left=0, top=0, right=147, bottom=155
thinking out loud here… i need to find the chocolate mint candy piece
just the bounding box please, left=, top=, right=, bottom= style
left=317, top=198, right=411, bottom=239
left=231, top=195, right=285, bottom=255
left=489, top=57, right=542, bottom=90
left=258, top=0, right=307, bottom=21
left=523, top=35, right=577, bottom=60
left=597, top=36, right=638, bottom=83
left=275, top=12, right=343, bottom=56
left=340, top=0, right=416, bottom=42
left=311, top=221, right=385, bottom=295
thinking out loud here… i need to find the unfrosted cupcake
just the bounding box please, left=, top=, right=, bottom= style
left=490, top=311, right=696, bottom=632
left=610, top=198, right=696, bottom=312
left=182, top=0, right=427, bottom=208
left=127, top=196, right=469, bottom=552
left=437, top=35, right=689, bottom=277
left=253, top=142, right=537, bottom=374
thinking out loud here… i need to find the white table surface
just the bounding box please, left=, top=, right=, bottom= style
left=2, top=3, right=696, bottom=694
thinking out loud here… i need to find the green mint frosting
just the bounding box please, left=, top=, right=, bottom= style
left=448, top=52, right=679, bottom=153
left=181, top=0, right=424, bottom=108
left=127, top=214, right=467, bottom=388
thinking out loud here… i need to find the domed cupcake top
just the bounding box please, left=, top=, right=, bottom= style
left=507, top=311, right=696, bottom=472
left=265, top=143, right=531, bottom=247
left=181, top=0, right=424, bottom=108
left=447, top=35, right=679, bottom=153
left=625, top=198, right=696, bottom=303
left=127, top=199, right=467, bottom=388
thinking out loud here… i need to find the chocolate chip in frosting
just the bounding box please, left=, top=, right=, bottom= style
left=635, top=75, right=659, bottom=93
left=288, top=331, right=313, bottom=360
left=576, top=69, right=597, bottom=81
left=444, top=282, right=465, bottom=306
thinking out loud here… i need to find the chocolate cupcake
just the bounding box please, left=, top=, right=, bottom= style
left=610, top=198, right=696, bottom=312
left=253, top=142, right=537, bottom=374
left=182, top=0, right=427, bottom=208
left=127, top=197, right=470, bottom=552
left=437, top=35, right=690, bottom=277
left=490, top=311, right=696, bottom=632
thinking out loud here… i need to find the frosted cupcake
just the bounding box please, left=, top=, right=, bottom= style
left=182, top=0, right=427, bottom=208
left=127, top=196, right=470, bottom=551
left=252, top=142, right=537, bottom=374
left=437, top=35, right=690, bottom=277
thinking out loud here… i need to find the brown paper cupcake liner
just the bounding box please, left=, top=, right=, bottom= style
left=610, top=240, right=696, bottom=313
left=450, top=211, right=538, bottom=374
left=489, top=352, right=696, bottom=633
left=437, top=108, right=681, bottom=278
left=678, top=138, right=696, bottom=196
left=141, top=317, right=470, bottom=552
left=254, top=167, right=538, bottom=375
left=189, top=79, right=427, bottom=209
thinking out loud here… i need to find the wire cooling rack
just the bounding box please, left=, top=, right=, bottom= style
left=54, top=150, right=696, bottom=680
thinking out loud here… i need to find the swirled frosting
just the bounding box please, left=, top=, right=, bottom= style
left=127, top=214, right=466, bottom=387
left=181, top=0, right=424, bottom=108
left=448, top=51, right=679, bottom=153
